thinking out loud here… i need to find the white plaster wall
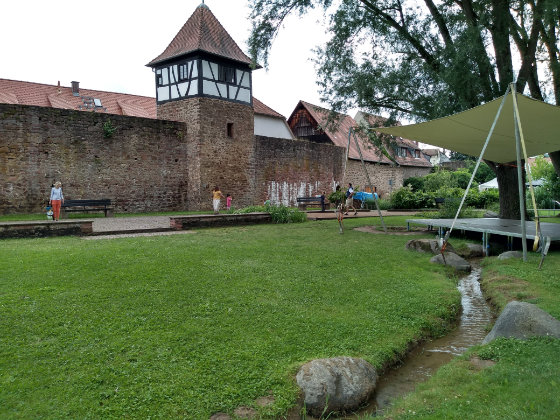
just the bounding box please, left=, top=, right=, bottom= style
left=254, top=115, right=294, bottom=139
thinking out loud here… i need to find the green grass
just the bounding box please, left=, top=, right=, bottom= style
left=0, top=217, right=460, bottom=419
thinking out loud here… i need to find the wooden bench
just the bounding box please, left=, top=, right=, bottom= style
left=296, top=196, right=328, bottom=212
left=61, top=199, right=113, bottom=217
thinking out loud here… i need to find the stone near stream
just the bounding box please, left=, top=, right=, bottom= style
left=483, top=301, right=560, bottom=344
left=296, top=356, right=377, bottom=417
left=430, top=252, right=472, bottom=272
left=405, top=239, right=455, bottom=254
left=457, top=243, right=484, bottom=259
left=498, top=250, right=523, bottom=260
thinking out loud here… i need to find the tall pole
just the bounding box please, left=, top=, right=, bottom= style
left=343, top=128, right=352, bottom=185
left=511, top=83, right=528, bottom=261
left=350, top=128, right=387, bottom=232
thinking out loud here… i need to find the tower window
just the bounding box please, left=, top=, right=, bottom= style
left=218, top=65, right=235, bottom=84
left=179, top=63, right=188, bottom=81
left=227, top=122, right=234, bottom=138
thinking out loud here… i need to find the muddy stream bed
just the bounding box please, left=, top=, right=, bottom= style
left=307, top=265, right=494, bottom=419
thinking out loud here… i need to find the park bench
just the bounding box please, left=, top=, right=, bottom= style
left=61, top=199, right=113, bottom=217
left=296, top=196, right=328, bottom=212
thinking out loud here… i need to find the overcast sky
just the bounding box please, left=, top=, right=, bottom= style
left=0, top=0, right=334, bottom=119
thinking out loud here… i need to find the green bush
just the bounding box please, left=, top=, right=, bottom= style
left=266, top=204, right=307, bottom=223
left=403, top=176, right=424, bottom=191
left=466, top=160, right=495, bottom=183
left=233, top=205, right=267, bottom=214
left=233, top=204, right=307, bottom=223
left=363, top=198, right=391, bottom=210
left=423, top=168, right=479, bottom=192
left=390, top=186, right=434, bottom=209
left=435, top=200, right=477, bottom=219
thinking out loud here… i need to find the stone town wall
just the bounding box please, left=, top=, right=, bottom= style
left=1, top=102, right=354, bottom=214
left=254, top=136, right=345, bottom=206
left=0, top=104, right=189, bottom=214
left=401, top=165, right=433, bottom=182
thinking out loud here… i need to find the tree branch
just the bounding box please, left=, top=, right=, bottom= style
left=358, top=0, right=440, bottom=73
left=424, top=0, right=453, bottom=48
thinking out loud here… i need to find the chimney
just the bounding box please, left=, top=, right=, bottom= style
left=57, top=81, right=61, bottom=94
left=71, top=81, right=80, bottom=96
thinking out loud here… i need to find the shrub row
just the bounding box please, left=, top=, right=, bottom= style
left=389, top=185, right=499, bottom=209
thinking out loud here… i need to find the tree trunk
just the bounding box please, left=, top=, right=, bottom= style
left=491, top=163, right=526, bottom=219
left=549, top=150, right=560, bottom=176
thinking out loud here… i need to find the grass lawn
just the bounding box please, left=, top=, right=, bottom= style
left=0, top=216, right=461, bottom=419
left=379, top=240, right=560, bottom=420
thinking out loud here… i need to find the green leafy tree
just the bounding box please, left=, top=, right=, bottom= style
left=249, top=0, right=560, bottom=219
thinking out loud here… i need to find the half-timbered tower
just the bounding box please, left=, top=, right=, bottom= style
left=146, top=2, right=259, bottom=209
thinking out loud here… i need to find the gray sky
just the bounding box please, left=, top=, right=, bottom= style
left=0, top=0, right=332, bottom=118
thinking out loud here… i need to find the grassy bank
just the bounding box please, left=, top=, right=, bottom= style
left=0, top=216, right=460, bottom=419
left=380, top=247, right=560, bottom=419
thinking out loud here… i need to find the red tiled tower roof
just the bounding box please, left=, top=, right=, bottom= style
left=147, top=3, right=254, bottom=67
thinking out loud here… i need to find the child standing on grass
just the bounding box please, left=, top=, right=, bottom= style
left=212, top=186, right=224, bottom=214
left=226, top=194, right=232, bottom=210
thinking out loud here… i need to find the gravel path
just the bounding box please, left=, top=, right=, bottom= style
left=92, top=216, right=171, bottom=233
left=84, top=230, right=196, bottom=240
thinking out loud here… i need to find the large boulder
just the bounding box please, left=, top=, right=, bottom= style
left=296, top=356, right=377, bottom=417
left=498, top=250, right=523, bottom=260
left=457, top=243, right=484, bottom=259
left=430, top=252, right=472, bottom=272
left=405, top=239, right=455, bottom=254
left=483, top=301, right=560, bottom=344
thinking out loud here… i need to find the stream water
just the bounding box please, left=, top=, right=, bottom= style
left=370, top=267, right=493, bottom=415
left=300, top=266, right=493, bottom=419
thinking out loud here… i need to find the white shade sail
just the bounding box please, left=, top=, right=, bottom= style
left=374, top=93, right=560, bottom=163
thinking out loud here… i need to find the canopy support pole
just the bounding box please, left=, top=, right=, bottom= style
left=511, top=83, right=528, bottom=262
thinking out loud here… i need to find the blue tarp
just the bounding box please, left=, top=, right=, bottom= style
left=353, top=191, right=378, bottom=201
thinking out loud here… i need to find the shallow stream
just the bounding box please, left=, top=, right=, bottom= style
left=370, top=266, right=493, bottom=415
left=302, top=266, right=494, bottom=419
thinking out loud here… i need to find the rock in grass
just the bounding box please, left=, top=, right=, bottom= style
left=457, top=243, right=484, bottom=259
left=405, top=239, right=455, bottom=254
left=498, top=250, right=523, bottom=260
left=482, top=301, right=560, bottom=344
left=430, top=252, right=471, bottom=272
left=296, top=356, right=377, bottom=417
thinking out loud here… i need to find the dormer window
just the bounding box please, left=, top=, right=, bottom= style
left=398, top=147, right=408, bottom=157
